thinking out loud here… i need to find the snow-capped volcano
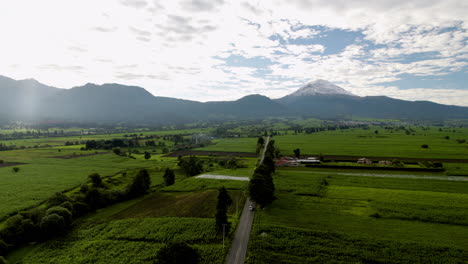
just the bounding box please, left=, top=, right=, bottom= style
left=288, top=80, right=356, bottom=97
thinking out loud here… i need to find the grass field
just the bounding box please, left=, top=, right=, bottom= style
left=246, top=168, right=468, bottom=263
left=198, top=127, right=468, bottom=160
left=0, top=147, right=182, bottom=220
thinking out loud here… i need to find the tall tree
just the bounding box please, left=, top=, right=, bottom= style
left=215, top=186, right=232, bottom=234
left=126, top=169, right=151, bottom=197
left=163, top=168, right=175, bottom=186
left=293, top=148, right=300, bottom=158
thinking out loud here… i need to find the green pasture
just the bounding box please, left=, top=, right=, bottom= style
left=0, top=150, right=181, bottom=220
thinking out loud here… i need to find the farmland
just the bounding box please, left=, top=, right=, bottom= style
left=246, top=169, right=468, bottom=263
left=1, top=121, right=468, bottom=263
left=198, top=126, right=468, bottom=160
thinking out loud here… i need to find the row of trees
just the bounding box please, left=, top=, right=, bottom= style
left=249, top=138, right=277, bottom=208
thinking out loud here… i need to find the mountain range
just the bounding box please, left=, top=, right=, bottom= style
left=0, top=75, right=467, bottom=124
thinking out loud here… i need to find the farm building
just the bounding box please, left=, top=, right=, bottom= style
left=357, top=158, right=372, bottom=165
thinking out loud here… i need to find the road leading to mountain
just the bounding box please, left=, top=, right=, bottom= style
left=225, top=136, right=269, bottom=264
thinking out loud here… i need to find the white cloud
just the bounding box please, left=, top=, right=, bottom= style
left=0, top=0, right=466, bottom=105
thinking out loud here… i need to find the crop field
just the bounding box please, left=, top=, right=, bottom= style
left=246, top=168, right=468, bottom=263
left=18, top=218, right=225, bottom=264
left=198, top=127, right=468, bottom=160
left=111, top=190, right=245, bottom=219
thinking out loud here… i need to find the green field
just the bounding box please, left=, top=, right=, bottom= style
left=198, top=127, right=468, bottom=159
left=18, top=218, right=225, bottom=264
left=2, top=123, right=468, bottom=263
left=246, top=168, right=468, bottom=263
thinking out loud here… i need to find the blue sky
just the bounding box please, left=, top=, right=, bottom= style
left=0, top=0, right=467, bottom=106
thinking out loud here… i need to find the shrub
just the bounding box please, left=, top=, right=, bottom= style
left=71, top=201, right=90, bottom=217
left=46, top=206, right=72, bottom=226
left=40, top=214, right=66, bottom=237
left=88, top=173, right=103, bottom=188
left=0, top=160, right=3, bottom=164
left=421, top=144, right=429, bottom=148
left=456, top=139, right=466, bottom=144
left=47, top=192, right=71, bottom=207
left=59, top=201, right=74, bottom=212
left=12, top=167, right=19, bottom=173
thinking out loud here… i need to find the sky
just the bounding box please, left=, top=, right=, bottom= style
left=0, top=0, right=467, bottom=106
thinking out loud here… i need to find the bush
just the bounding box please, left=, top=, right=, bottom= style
left=46, top=206, right=72, bottom=226
left=421, top=144, right=429, bottom=149
left=12, top=167, right=19, bottom=173
left=59, top=201, right=74, bottom=212
left=40, top=214, right=66, bottom=237
left=71, top=201, right=90, bottom=217
left=47, top=192, right=71, bottom=207
left=88, top=173, right=103, bottom=188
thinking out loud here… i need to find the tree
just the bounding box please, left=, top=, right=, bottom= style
left=88, top=173, right=103, bottom=188
left=293, top=148, right=300, bottom=158
left=256, top=136, right=265, bottom=154
left=215, top=187, right=232, bottom=234
left=249, top=167, right=275, bottom=208
left=155, top=242, right=199, bottom=264
left=46, top=206, right=73, bottom=226
left=144, top=151, right=151, bottom=160
left=12, top=167, right=19, bottom=173
left=126, top=169, right=151, bottom=197
left=40, top=213, right=66, bottom=237
left=178, top=156, right=203, bottom=176
left=163, top=168, right=175, bottom=186
left=421, top=144, right=429, bottom=149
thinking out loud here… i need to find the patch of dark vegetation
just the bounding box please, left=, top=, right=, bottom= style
left=110, top=190, right=243, bottom=220
left=0, top=162, right=26, bottom=168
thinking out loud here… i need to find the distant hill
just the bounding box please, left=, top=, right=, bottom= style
left=0, top=76, right=60, bottom=121
left=0, top=75, right=467, bottom=124
left=276, top=81, right=468, bottom=120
